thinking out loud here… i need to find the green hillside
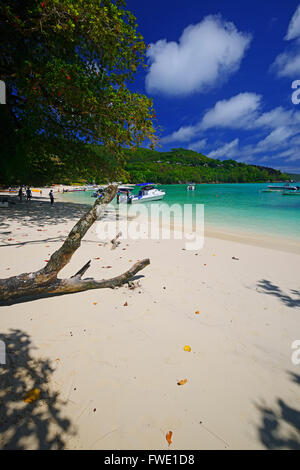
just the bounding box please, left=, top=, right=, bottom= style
left=124, top=147, right=289, bottom=184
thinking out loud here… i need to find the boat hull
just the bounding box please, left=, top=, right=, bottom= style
left=262, top=189, right=282, bottom=193
left=130, top=194, right=165, bottom=204
left=282, top=191, right=300, bottom=195
left=267, top=185, right=297, bottom=191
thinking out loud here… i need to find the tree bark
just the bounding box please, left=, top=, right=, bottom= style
left=0, top=184, right=150, bottom=303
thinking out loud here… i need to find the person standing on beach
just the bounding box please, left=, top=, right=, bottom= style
left=26, top=186, right=32, bottom=203
left=49, top=189, right=54, bottom=205
left=18, top=186, right=23, bottom=202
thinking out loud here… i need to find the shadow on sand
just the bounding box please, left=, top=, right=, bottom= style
left=256, top=279, right=300, bottom=308
left=0, top=196, right=91, bottom=230
left=0, top=197, right=127, bottom=249
left=0, top=329, right=75, bottom=449
left=256, top=373, right=300, bottom=449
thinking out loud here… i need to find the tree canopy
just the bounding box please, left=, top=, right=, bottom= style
left=0, top=0, right=157, bottom=184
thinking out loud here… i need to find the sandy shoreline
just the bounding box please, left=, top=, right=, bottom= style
left=0, top=195, right=299, bottom=449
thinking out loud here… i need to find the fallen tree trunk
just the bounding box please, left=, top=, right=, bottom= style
left=0, top=184, right=150, bottom=303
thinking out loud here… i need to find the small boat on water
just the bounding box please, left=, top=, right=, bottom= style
left=282, top=187, right=300, bottom=195
left=91, top=187, right=105, bottom=198
left=262, top=183, right=298, bottom=193
left=126, top=183, right=165, bottom=204
left=63, top=187, right=87, bottom=193
left=187, top=183, right=195, bottom=191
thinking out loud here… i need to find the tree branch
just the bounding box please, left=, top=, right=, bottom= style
left=0, top=184, right=150, bottom=303
left=71, top=260, right=91, bottom=279
left=42, top=184, right=118, bottom=277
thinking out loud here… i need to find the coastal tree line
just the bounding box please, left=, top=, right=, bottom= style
left=0, top=141, right=289, bottom=185
left=124, top=148, right=288, bottom=184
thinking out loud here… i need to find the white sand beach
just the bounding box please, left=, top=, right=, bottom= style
left=0, top=194, right=299, bottom=450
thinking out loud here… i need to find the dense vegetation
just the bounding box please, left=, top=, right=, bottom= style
left=0, top=1, right=292, bottom=187
left=123, top=148, right=289, bottom=184
left=0, top=0, right=157, bottom=185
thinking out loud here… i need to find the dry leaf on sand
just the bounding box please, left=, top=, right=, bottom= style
left=166, top=431, right=173, bottom=446
left=24, top=388, right=40, bottom=404
left=177, top=379, right=187, bottom=386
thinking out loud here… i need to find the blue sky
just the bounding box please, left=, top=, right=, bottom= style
left=126, top=0, right=300, bottom=173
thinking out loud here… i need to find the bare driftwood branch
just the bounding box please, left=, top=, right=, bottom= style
left=111, top=231, right=122, bottom=250
left=0, top=185, right=150, bottom=302
left=71, top=260, right=91, bottom=279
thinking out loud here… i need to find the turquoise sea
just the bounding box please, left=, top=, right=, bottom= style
left=61, top=183, right=300, bottom=242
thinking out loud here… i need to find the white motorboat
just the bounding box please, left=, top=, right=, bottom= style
left=187, top=183, right=195, bottom=191
left=128, top=184, right=165, bottom=204
left=262, top=183, right=298, bottom=192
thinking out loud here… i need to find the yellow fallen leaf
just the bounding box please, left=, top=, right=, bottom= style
left=166, top=430, right=172, bottom=446
left=183, top=345, right=191, bottom=352
left=177, top=379, right=188, bottom=386
left=24, top=388, right=40, bottom=404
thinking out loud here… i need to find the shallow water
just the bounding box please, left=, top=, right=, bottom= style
left=61, top=183, right=300, bottom=242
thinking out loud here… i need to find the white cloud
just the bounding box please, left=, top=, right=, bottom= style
left=254, top=106, right=294, bottom=128
left=145, top=15, right=251, bottom=96
left=207, top=138, right=239, bottom=158
left=162, top=93, right=300, bottom=148
left=160, top=91, right=300, bottom=171
left=200, top=92, right=261, bottom=129
left=161, top=125, right=198, bottom=144
left=285, top=5, right=300, bottom=40
left=225, top=124, right=300, bottom=166
left=271, top=5, right=300, bottom=77
left=286, top=154, right=300, bottom=162
left=161, top=92, right=261, bottom=144
left=161, top=126, right=196, bottom=144
left=188, top=139, right=207, bottom=151
left=271, top=42, right=300, bottom=77
left=255, top=126, right=295, bottom=151
left=233, top=126, right=300, bottom=161
left=273, top=148, right=300, bottom=160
